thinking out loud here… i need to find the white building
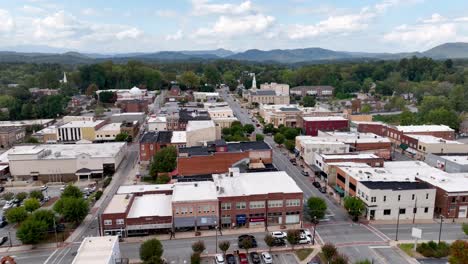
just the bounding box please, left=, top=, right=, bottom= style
left=207, top=107, right=234, bottom=118
left=96, top=123, right=122, bottom=141
left=57, top=120, right=107, bottom=142
left=186, top=120, right=219, bottom=147
left=8, top=142, right=127, bottom=182
left=259, top=83, right=290, bottom=96
left=72, top=236, right=121, bottom=264
left=193, top=92, right=220, bottom=101
left=147, top=116, right=167, bottom=131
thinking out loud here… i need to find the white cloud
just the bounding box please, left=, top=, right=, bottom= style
left=454, top=17, right=468, bottom=22
left=22, top=5, right=45, bottom=14
left=383, top=23, right=458, bottom=49
left=0, top=9, right=14, bottom=33
left=374, top=0, right=424, bottom=13
left=156, top=9, right=177, bottom=18
left=166, top=30, right=183, bottom=41
left=116, top=28, right=143, bottom=40
left=81, top=8, right=98, bottom=16
left=194, top=13, right=274, bottom=37
left=191, top=0, right=253, bottom=16
left=422, top=13, right=446, bottom=23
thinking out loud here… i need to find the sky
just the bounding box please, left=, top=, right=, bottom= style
left=0, top=0, right=468, bottom=54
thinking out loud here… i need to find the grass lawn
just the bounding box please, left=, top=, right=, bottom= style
left=295, top=248, right=314, bottom=261
left=398, top=243, right=420, bottom=258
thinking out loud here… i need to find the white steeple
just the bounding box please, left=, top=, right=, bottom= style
left=63, top=72, right=68, bottom=84
left=251, top=73, right=257, bottom=90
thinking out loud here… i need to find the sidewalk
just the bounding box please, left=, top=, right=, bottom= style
left=0, top=242, right=57, bottom=254
left=123, top=224, right=302, bottom=243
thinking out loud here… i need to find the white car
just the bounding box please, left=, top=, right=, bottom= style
left=298, top=234, right=312, bottom=244
left=271, top=231, right=287, bottom=239
left=261, top=252, right=273, bottom=264
left=214, top=254, right=225, bottom=264
left=300, top=229, right=312, bottom=238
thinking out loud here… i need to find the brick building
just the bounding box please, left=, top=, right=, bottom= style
left=166, top=109, right=211, bottom=131
left=290, top=86, right=334, bottom=97
left=300, top=116, right=349, bottom=136
left=139, top=131, right=187, bottom=164
left=177, top=141, right=272, bottom=177
left=0, top=126, right=26, bottom=149
left=117, top=99, right=149, bottom=113
left=356, top=122, right=455, bottom=142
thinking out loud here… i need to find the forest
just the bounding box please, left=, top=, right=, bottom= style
left=0, top=57, right=467, bottom=129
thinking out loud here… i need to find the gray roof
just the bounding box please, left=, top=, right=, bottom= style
left=291, top=85, right=334, bottom=91
left=251, top=90, right=276, bottom=96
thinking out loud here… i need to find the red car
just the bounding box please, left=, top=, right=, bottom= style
left=238, top=253, right=249, bottom=264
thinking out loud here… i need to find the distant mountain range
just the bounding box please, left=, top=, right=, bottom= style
left=1, top=43, right=468, bottom=64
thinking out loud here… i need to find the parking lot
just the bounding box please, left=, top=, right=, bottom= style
left=199, top=252, right=299, bottom=264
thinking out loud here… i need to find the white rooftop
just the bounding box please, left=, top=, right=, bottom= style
left=0, top=119, right=54, bottom=127
left=303, top=116, right=348, bottom=122
left=172, top=181, right=218, bottom=202
left=7, top=142, right=126, bottom=160
left=320, top=153, right=380, bottom=160
left=98, top=123, right=121, bottom=131
left=193, top=92, right=219, bottom=96
left=72, top=236, right=120, bottom=264
left=117, top=184, right=175, bottom=194
left=171, top=131, right=187, bottom=144
left=148, top=116, right=167, bottom=123
left=127, top=194, right=172, bottom=218
left=396, top=125, right=454, bottom=133
left=186, top=120, right=215, bottom=132
left=103, top=194, right=131, bottom=214
left=406, top=135, right=463, bottom=144
left=438, top=155, right=468, bottom=165
left=298, top=132, right=390, bottom=144
left=416, top=173, right=468, bottom=193
left=213, top=170, right=302, bottom=197
left=61, top=120, right=106, bottom=128
left=35, top=126, right=57, bottom=135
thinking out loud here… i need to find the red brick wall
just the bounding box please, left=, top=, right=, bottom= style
left=178, top=152, right=249, bottom=176
left=324, top=157, right=385, bottom=167
left=303, top=119, right=349, bottom=136
left=139, top=142, right=161, bottom=162
left=357, top=123, right=386, bottom=136
left=405, top=131, right=455, bottom=140
left=354, top=142, right=391, bottom=152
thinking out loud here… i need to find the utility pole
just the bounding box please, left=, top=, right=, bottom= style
left=438, top=215, right=444, bottom=244
left=215, top=220, right=218, bottom=254
left=312, top=216, right=317, bottom=245
left=412, top=198, right=417, bottom=224
left=53, top=218, right=58, bottom=248
left=395, top=207, right=401, bottom=241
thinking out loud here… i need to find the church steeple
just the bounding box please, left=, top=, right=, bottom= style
left=251, top=73, right=257, bottom=90
left=63, top=72, right=68, bottom=84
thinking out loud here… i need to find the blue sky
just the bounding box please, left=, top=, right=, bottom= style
left=0, top=0, right=467, bottom=53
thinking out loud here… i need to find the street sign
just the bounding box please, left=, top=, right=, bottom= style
left=412, top=227, right=422, bottom=239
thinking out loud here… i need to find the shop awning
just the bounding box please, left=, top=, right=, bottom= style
left=333, top=185, right=345, bottom=197
left=399, top=143, right=408, bottom=150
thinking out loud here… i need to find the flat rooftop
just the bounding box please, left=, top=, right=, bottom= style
left=213, top=170, right=302, bottom=197
left=171, top=131, right=186, bottom=144
left=320, top=153, right=380, bottom=160
left=0, top=119, right=54, bottom=127
left=98, top=123, right=121, bottom=131
left=438, top=155, right=468, bottom=165
left=186, top=120, right=215, bottom=132
left=396, top=125, right=454, bottom=133
left=103, top=194, right=131, bottom=214
left=61, top=120, right=106, bottom=128
left=360, top=181, right=433, bottom=191
left=179, top=141, right=271, bottom=156
left=299, top=133, right=390, bottom=144
left=117, top=184, right=175, bottom=194
left=303, top=116, right=348, bottom=122
left=406, top=135, right=463, bottom=144
left=416, top=173, right=468, bottom=193
left=127, top=194, right=172, bottom=218
left=172, top=181, right=217, bottom=202
left=72, top=236, right=119, bottom=264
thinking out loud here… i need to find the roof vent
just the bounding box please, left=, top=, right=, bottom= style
left=194, top=183, right=198, bottom=187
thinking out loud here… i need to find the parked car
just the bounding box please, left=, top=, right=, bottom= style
left=261, top=252, right=273, bottom=264
left=319, top=186, right=327, bottom=193
left=301, top=171, right=309, bottom=176
left=238, top=253, right=248, bottom=264
left=298, top=234, right=312, bottom=244
left=0, top=236, right=7, bottom=246
left=0, top=216, right=7, bottom=228
left=40, top=185, right=48, bottom=191
left=226, top=254, right=236, bottom=264
left=271, top=231, right=287, bottom=239
left=0, top=186, right=4, bottom=193
left=215, top=254, right=225, bottom=264
left=2, top=201, right=13, bottom=210
left=249, top=252, right=261, bottom=264
left=238, top=234, right=257, bottom=248
left=300, top=229, right=312, bottom=238
left=272, top=237, right=286, bottom=246
left=312, top=182, right=321, bottom=188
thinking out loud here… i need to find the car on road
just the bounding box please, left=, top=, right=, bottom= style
left=226, top=254, right=236, bottom=264
left=312, top=182, right=321, bottom=188
left=301, top=171, right=309, bottom=176
left=249, top=252, right=261, bottom=264
left=0, top=236, right=7, bottom=246
left=215, top=254, right=225, bottom=264
left=238, top=234, right=257, bottom=248
left=40, top=185, right=48, bottom=191
left=261, top=252, right=273, bottom=264
left=271, top=231, right=286, bottom=239
left=238, top=253, right=248, bottom=264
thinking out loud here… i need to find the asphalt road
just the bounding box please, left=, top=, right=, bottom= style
left=375, top=223, right=467, bottom=242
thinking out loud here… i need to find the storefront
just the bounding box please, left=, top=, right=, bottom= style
left=236, top=214, right=247, bottom=227
left=249, top=216, right=265, bottom=228
left=267, top=212, right=283, bottom=225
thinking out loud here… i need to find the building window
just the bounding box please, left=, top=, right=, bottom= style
left=286, top=199, right=300, bottom=207
left=181, top=207, right=188, bottom=214
left=150, top=145, right=153, bottom=150
left=383, top=209, right=391, bottom=215
left=249, top=201, right=265, bottom=209
left=452, top=197, right=456, bottom=203
left=399, top=208, right=406, bottom=214
left=424, top=207, right=429, bottom=213
left=463, top=197, right=466, bottom=202
left=413, top=208, right=417, bottom=214
left=116, top=219, right=124, bottom=225
left=426, top=193, right=429, bottom=199
left=383, top=196, right=387, bottom=202
left=221, top=203, right=231, bottom=210
left=371, top=197, right=376, bottom=203
left=236, top=202, right=247, bottom=209
left=268, top=200, right=283, bottom=208
left=104, top=220, right=112, bottom=225
left=412, top=194, right=415, bottom=200
left=398, top=195, right=401, bottom=201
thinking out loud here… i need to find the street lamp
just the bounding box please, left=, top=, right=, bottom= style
left=312, top=216, right=317, bottom=245
left=438, top=215, right=444, bottom=244
left=395, top=207, right=401, bottom=241
left=214, top=220, right=218, bottom=253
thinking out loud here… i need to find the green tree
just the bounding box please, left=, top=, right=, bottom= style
left=218, top=240, right=230, bottom=256
left=284, top=128, right=299, bottom=140
left=400, top=110, right=416, bottom=126
left=362, top=78, right=374, bottom=93
left=274, top=133, right=285, bottom=145
left=425, top=108, right=460, bottom=130
left=191, top=253, right=201, bottom=264
left=16, top=219, right=48, bottom=245
left=85, top=83, right=98, bottom=97
left=222, top=71, right=237, bottom=91
left=419, top=96, right=451, bottom=116
left=179, top=71, right=200, bottom=89
left=240, top=236, right=254, bottom=254
left=25, top=137, right=39, bottom=144
left=461, top=223, right=468, bottom=236
left=322, top=243, right=338, bottom=262
left=6, top=207, right=28, bottom=223
left=2, top=192, right=14, bottom=201
left=449, top=85, right=468, bottom=112
left=264, top=234, right=275, bottom=253
left=344, top=196, right=365, bottom=221
left=255, top=134, right=265, bottom=141
left=284, top=140, right=295, bottom=151
left=29, top=190, right=44, bottom=201
left=24, top=198, right=41, bottom=212
left=307, top=197, right=327, bottom=220
left=286, top=229, right=301, bottom=249
left=98, top=91, right=117, bottom=103
left=361, top=104, right=371, bottom=113
left=203, top=65, right=221, bottom=85
left=115, top=132, right=129, bottom=142
left=354, top=260, right=372, bottom=264
left=449, top=240, right=468, bottom=264
left=61, top=185, right=82, bottom=198
left=192, top=240, right=206, bottom=254
left=140, top=238, right=164, bottom=264
left=222, top=127, right=231, bottom=136
left=149, top=146, right=177, bottom=178
left=15, top=192, right=28, bottom=202
left=54, top=197, right=89, bottom=224
left=30, top=210, right=56, bottom=229
left=155, top=174, right=171, bottom=184
left=243, top=124, right=255, bottom=134
left=302, top=96, right=316, bottom=107
left=331, top=254, right=349, bottom=264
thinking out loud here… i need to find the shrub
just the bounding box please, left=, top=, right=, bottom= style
left=416, top=241, right=449, bottom=258
left=322, top=243, right=338, bottom=261
left=190, top=253, right=201, bottom=264
left=140, top=238, right=164, bottom=264
left=24, top=198, right=41, bottom=212
left=192, top=240, right=206, bottom=254
left=29, top=190, right=44, bottom=201
left=95, top=190, right=103, bottom=201
left=15, top=192, right=28, bottom=202
left=103, top=177, right=112, bottom=188
left=2, top=192, right=14, bottom=201
left=6, top=207, right=28, bottom=223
